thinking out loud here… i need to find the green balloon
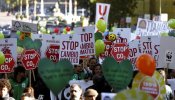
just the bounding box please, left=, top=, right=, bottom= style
left=16, top=31, right=21, bottom=35
left=0, top=51, right=5, bottom=64
left=96, top=19, right=107, bottom=33
left=168, top=19, right=175, bottom=29
left=95, top=32, right=103, bottom=41
left=95, top=39, right=105, bottom=56
left=102, top=57, right=133, bottom=92
left=34, top=39, right=42, bottom=50
left=17, top=46, right=24, bottom=54
left=63, top=28, right=67, bottom=34
left=38, top=58, right=73, bottom=95
left=0, top=33, right=4, bottom=39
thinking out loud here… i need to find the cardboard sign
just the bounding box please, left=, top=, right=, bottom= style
left=12, top=20, right=38, bottom=33
left=132, top=71, right=166, bottom=100
left=95, top=3, right=110, bottom=32
left=128, top=40, right=140, bottom=70
left=0, top=54, right=15, bottom=73
left=74, top=26, right=95, bottom=56
left=158, top=37, right=175, bottom=69
left=135, top=18, right=170, bottom=36
left=39, top=34, right=60, bottom=62
left=113, top=28, right=131, bottom=43
left=21, top=49, right=40, bottom=70
left=0, top=38, right=17, bottom=67
left=111, top=43, right=129, bottom=62
left=59, top=34, right=81, bottom=65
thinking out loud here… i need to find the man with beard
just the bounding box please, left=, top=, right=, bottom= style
left=10, top=66, right=29, bottom=100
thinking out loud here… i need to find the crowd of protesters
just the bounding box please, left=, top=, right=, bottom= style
left=0, top=56, right=174, bottom=100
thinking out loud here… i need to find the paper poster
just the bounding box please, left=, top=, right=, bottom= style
left=0, top=38, right=17, bottom=65
left=128, top=40, right=140, bottom=70
left=135, top=18, right=170, bottom=36
left=158, top=37, right=175, bottom=69
left=167, top=79, right=175, bottom=91
left=113, top=28, right=131, bottom=43
left=12, top=20, right=38, bottom=33
left=132, top=71, right=166, bottom=100
left=59, top=34, right=81, bottom=64
left=74, top=26, right=95, bottom=56
left=39, top=34, right=60, bottom=62
left=99, top=41, right=113, bottom=59
left=95, top=3, right=110, bottom=32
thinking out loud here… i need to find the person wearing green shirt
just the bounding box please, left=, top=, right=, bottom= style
left=9, top=66, right=29, bottom=100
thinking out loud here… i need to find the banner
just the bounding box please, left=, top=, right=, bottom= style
left=95, top=3, right=110, bottom=32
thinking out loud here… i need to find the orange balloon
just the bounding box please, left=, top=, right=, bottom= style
left=136, top=53, right=156, bottom=76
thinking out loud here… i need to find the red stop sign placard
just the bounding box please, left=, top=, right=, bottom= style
left=21, top=49, right=40, bottom=70
left=111, top=43, right=129, bottom=62
left=0, top=54, right=15, bottom=73
left=99, top=41, right=113, bottom=58
left=45, top=45, right=59, bottom=62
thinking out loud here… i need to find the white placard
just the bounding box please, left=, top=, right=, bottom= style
left=74, top=26, right=95, bottom=56
left=135, top=18, right=170, bottom=36
left=12, top=20, right=38, bottom=33
left=128, top=40, right=140, bottom=70
left=59, top=34, right=81, bottom=65
left=159, top=37, right=175, bottom=69
left=95, top=3, right=110, bottom=32
left=113, top=28, right=131, bottom=43
left=0, top=38, right=17, bottom=66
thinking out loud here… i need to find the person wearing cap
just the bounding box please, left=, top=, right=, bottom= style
left=84, top=89, right=98, bottom=100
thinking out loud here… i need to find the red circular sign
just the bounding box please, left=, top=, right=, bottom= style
left=111, top=43, right=129, bottom=62
left=45, top=45, right=59, bottom=63
left=21, top=49, right=40, bottom=70
left=0, top=54, right=15, bottom=73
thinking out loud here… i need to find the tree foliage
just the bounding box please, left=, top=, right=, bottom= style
left=77, top=0, right=137, bottom=25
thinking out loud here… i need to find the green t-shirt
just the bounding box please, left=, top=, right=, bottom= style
left=9, top=78, right=29, bottom=100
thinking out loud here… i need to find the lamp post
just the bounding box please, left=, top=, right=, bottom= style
left=65, top=0, right=67, bottom=16
left=20, top=0, right=22, bottom=15
left=159, top=0, right=162, bottom=15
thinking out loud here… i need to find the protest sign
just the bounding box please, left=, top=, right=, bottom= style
left=0, top=38, right=17, bottom=73
left=158, top=37, right=175, bottom=69
left=74, top=26, right=95, bottom=56
left=135, top=18, right=170, bottom=36
left=113, top=28, right=131, bottom=43
left=128, top=40, right=140, bottom=70
left=111, top=43, right=129, bottom=62
left=101, top=93, right=116, bottom=100
left=102, top=57, right=133, bottom=92
left=59, top=34, right=81, bottom=65
left=132, top=71, right=166, bottom=100
left=95, top=3, right=110, bottom=32
left=39, top=34, right=60, bottom=62
left=12, top=20, right=38, bottom=33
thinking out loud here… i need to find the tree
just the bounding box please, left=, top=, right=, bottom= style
left=77, top=0, right=137, bottom=26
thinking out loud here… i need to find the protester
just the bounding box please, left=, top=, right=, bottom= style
left=87, top=57, right=98, bottom=73
left=9, top=66, right=29, bottom=100
left=0, top=79, right=15, bottom=100
left=158, top=69, right=174, bottom=100
left=70, top=84, right=83, bottom=100
left=87, top=75, right=112, bottom=100
left=23, top=87, right=35, bottom=99
left=21, top=93, right=35, bottom=100
left=72, top=59, right=88, bottom=80
left=92, top=63, right=103, bottom=77
left=84, top=89, right=98, bottom=100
